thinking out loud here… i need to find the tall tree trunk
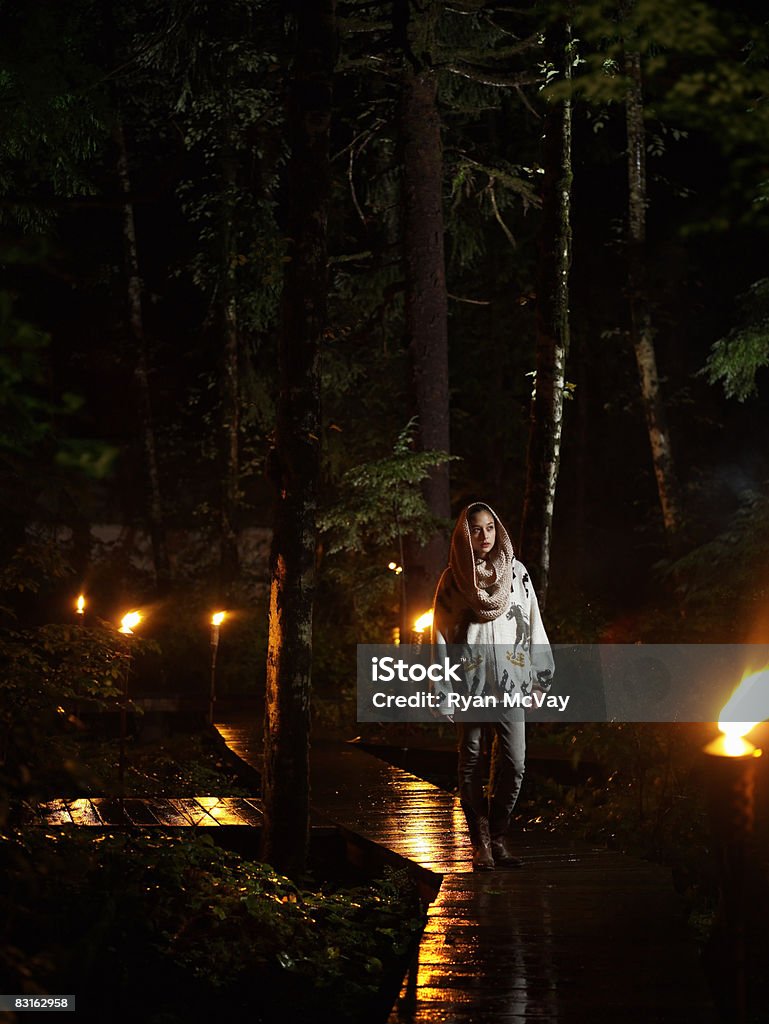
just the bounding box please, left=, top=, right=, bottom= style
left=219, top=156, right=240, bottom=593
left=220, top=289, right=240, bottom=588
left=114, top=121, right=171, bottom=591
left=573, top=333, right=589, bottom=584
left=261, top=0, right=335, bottom=876
left=399, top=3, right=451, bottom=630
left=519, top=19, right=573, bottom=607
left=624, top=50, right=682, bottom=541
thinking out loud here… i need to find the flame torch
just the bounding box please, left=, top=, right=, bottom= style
left=703, top=670, right=765, bottom=1024
left=412, top=610, right=434, bottom=646
left=209, top=611, right=227, bottom=726
left=117, top=610, right=143, bottom=815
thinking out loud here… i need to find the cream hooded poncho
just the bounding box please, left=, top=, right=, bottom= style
left=431, top=503, right=554, bottom=714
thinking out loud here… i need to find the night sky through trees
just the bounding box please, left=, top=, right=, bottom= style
left=2, top=0, right=769, bottom=655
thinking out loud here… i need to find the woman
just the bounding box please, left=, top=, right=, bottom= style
left=431, top=502, right=554, bottom=871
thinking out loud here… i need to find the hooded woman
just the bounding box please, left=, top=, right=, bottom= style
left=431, top=502, right=554, bottom=870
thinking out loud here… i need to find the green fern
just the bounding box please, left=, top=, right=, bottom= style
left=319, top=419, right=458, bottom=554
left=701, top=279, right=769, bottom=401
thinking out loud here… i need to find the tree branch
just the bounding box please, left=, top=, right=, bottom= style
left=337, top=54, right=396, bottom=76
left=0, top=191, right=160, bottom=209
left=442, top=30, right=542, bottom=62
left=515, top=82, right=541, bottom=119
left=337, top=16, right=390, bottom=33
left=459, top=155, right=541, bottom=206
left=441, top=62, right=541, bottom=88
left=488, top=178, right=517, bottom=246
left=445, top=1, right=535, bottom=14
left=447, top=292, right=491, bottom=305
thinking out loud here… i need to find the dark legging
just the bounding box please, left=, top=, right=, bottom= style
left=457, top=718, right=526, bottom=835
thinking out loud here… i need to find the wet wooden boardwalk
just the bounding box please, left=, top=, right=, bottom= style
left=30, top=719, right=718, bottom=1022
left=31, top=795, right=263, bottom=827
left=217, top=717, right=717, bottom=1024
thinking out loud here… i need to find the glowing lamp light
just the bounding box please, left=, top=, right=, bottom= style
left=117, top=610, right=143, bottom=809
left=701, top=666, right=765, bottom=1021
left=208, top=611, right=227, bottom=725
left=705, top=667, right=769, bottom=758
left=119, top=611, right=142, bottom=635
left=413, top=610, right=433, bottom=634
left=707, top=724, right=762, bottom=759
left=76, top=594, right=85, bottom=616
left=388, top=561, right=403, bottom=575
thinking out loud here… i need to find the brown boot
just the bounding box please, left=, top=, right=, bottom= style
left=461, top=804, right=495, bottom=871
left=490, top=833, right=523, bottom=868
left=474, top=815, right=495, bottom=871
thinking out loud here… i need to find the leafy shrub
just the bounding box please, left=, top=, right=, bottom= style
left=1, top=830, right=425, bottom=1022
left=0, top=618, right=157, bottom=809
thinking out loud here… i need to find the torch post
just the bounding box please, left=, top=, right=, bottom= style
left=703, top=731, right=762, bottom=1024
left=118, top=656, right=130, bottom=816
left=73, top=594, right=86, bottom=719
left=209, top=612, right=226, bottom=727
left=117, top=611, right=142, bottom=822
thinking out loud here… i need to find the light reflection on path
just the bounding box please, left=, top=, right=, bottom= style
left=390, top=846, right=560, bottom=1024
left=215, top=727, right=716, bottom=1023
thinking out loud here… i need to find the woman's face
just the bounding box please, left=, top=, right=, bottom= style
left=468, top=510, right=496, bottom=558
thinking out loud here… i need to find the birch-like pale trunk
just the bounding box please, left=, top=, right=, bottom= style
left=114, top=121, right=171, bottom=590
left=399, top=11, right=451, bottom=629
left=520, top=20, right=573, bottom=607
left=624, top=50, right=682, bottom=540
left=261, top=0, right=335, bottom=876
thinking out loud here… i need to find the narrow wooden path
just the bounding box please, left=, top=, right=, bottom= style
left=217, top=716, right=718, bottom=1024
left=29, top=719, right=718, bottom=1022
left=30, top=794, right=263, bottom=827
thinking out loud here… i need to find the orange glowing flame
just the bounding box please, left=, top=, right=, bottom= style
left=708, top=667, right=769, bottom=757
left=119, top=611, right=142, bottom=635
left=413, top=610, right=433, bottom=634
left=211, top=611, right=226, bottom=627
left=76, top=594, right=85, bottom=615
left=710, top=730, right=761, bottom=758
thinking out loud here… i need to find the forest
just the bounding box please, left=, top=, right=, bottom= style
left=2, top=0, right=769, bottom=1019
left=3, top=1, right=769, bottom=651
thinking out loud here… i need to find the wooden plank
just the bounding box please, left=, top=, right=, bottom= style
left=192, top=796, right=252, bottom=826
left=89, top=797, right=183, bottom=827
left=121, top=799, right=163, bottom=826
left=65, top=799, right=103, bottom=825
left=223, top=797, right=263, bottom=826
left=88, top=798, right=129, bottom=825
left=167, top=797, right=220, bottom=826
left=141, top=799, right=197, bottom=828
left=35, top=799, right=73, bottom=825
left=239, top=797, right=265, bottom=823
left=33, top=796, right=263, bottom=828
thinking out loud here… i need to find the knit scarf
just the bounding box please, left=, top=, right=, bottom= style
left=432, top=503, right=515, bottom=641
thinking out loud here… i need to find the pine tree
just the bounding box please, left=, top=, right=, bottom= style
left=261, top=0, right=336, bottom=875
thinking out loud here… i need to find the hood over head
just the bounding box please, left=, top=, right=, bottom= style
left=433, top=502, right=515, bottom=635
